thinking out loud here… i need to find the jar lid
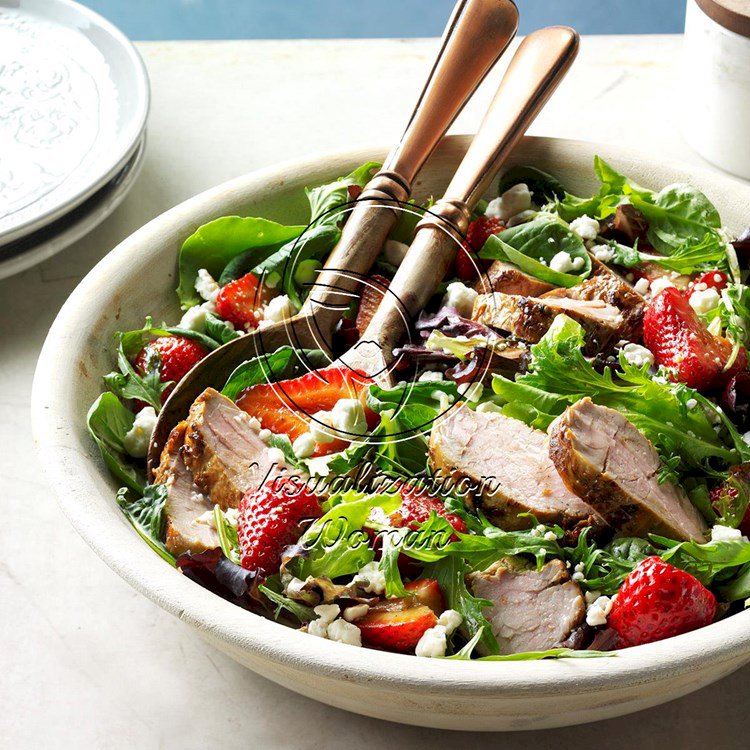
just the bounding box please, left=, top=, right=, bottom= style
left=695, top=0, right=750, bottom=38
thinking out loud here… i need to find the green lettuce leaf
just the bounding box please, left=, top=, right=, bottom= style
left=116, top=485, right=175, bottom=566
left=306, top=161, right=380, bottom=226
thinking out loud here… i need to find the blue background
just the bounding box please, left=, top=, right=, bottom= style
left=83, top=1, right=686, bottom=40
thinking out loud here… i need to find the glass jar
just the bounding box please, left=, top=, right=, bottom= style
left=682, top=0, right=750, bottom=179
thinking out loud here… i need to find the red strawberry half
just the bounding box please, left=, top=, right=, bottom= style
left=455, top=217, right=504, bottom=281
left=686, top=269, right=728, bottom=300
left=607, top=556, right=717, bottom=647
left=404, top=578, right=445, bottom=616
left=389, top=482, right=467, bottom=537
left=237, top=478, right=322, bottom=575
left=215, top=272, right=271, bottom=330
left=357, top=597, right=438, bottom=653
left=643, top=287, right=745, bottom=390
left=236, top=366, right=375, bottom=453
left=134, top=335, right=208, bottom=404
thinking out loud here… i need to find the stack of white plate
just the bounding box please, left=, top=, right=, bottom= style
left=0, top=0, right=149, bottom=279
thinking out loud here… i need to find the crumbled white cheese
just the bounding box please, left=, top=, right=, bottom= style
left=569, top=216, right=600, bottom=241
left=711, top=524, right=747, bottom=542
left=571, top=562, right=585, bottom=582
left=195, top=510, right=216, bottom=527
left=633, top=277, right=650, bottom=295
left=326, top=618, right=362, bottom=647
left=585, top=595, right=613, bottom=627
left=743, top=430, right=750, bottom=447
left=415, top=625, right=448, bottom=658
left=593, top=245, right=615, bottom=263
left=179, top=302, right=213, bottom=333
left=292, top=432, right=316, bottom=459
left=543, top=531, right=557, bottom=542
left=342, top=604, right=369, bottom=622
left=437, top=609, right=462, bottom=635
left=308, top=410, right=335, bottom=445
left=650, top=276, right=676, bottom=296
left=485, top=183, right=532, bottom=222
left=384, top=239, right=409, bottom=267
left=549, top=251, right=585, bottom=274
left=456, top=381, right=483, bottom=403
left=352, top=561, right=386, bottom=595
left=330, top=398, right=368, bottom=437
left=267, top=446, right=287, bottom=465
left=689, top=287, right=721, bottom=315
left=262, top=294, right=295, bottom=325
left=195, top=268, right=220, bottom=302
left=621, top=343, right=655, bottom=368
left=123, top=406, right=157, bottom=458
left=686, top=398, right=698, bottom=411
left=476, top=401, right=504, bottom=414
left=417, top=370, right=444, bottom=383
left=432, top=389, right=454, bottom=412
left=258, top=428, right=272, bottom=444
left=442, top=281, right=478, bottom=318
left=314, top=603, right=340, bottom=624
left=530, top=524, right=545, bottom=538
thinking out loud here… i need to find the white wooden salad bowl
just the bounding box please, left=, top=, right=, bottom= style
left=32, top=135, right=750, bottom=731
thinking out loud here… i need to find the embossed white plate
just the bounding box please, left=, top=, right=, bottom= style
left=0, top=0, right=149, bottom=247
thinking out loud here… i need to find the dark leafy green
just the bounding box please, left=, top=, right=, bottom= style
left=306, top=161, right=380, bottom=226
left=116, top=485, right=175, bottom=565
left=497, top=165, right=566, bottom=203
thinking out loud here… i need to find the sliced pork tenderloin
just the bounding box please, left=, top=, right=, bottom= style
left=428, top=406, right=605, bottom=531
left=542, top=263, right=645, bottom=342
left=182, top=388, right=288, bottom=509
left=468, top=557, right=585, bottom=655
left=472, top=292, right=624, bottom=355
left=154, top=422, right=219, bottom=556
left=548, top=398, right=708, bottom=542
left=475, top=260, right=555, bottom=297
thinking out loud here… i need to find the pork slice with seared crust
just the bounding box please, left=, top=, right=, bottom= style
left=468, top=557, right=585, bottom=655
left=472, top=292, right=623, bottom=355
left=154, top=422, right=219, bottom=556
left=428, top=406, right=605, bottom=531
left=549, top=398, right=708, bottom=542
left=475, top=260, right=555, bottom=297
left=182, top=388, right=285, bottom=509
left=542, top=262, right=645, bottom=342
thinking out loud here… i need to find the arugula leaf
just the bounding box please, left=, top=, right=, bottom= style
left=204, top=312, right=240, bottom=345
left=116, top=485, right=175, bottom=566
left=306, top=161, right=380, bottom=226
left=221, top=346, right=330, bottom=401
left=177, top=217, right=304, bottom=308
left=293, top=490, right=402, bottom=579
left=258, top=583, right=317, bottom=623
left=213, top=506, right=241, bottom=565
left=479, top=215, right=591, bottom=288
left=87, top=393, right=144, bottom=493
left=424, top=556, right=499, bottom=655
left=497, top=165, right=566, bottom=204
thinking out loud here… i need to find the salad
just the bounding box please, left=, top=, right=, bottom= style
left=88, top=157, right=750, bottom=660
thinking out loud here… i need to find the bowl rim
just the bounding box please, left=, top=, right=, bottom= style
left=31, top=135, right=750, bottom=696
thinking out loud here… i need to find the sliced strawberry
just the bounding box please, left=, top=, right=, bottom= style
left=357, top=597, right=437, bottom=653
left=237, top=478, right=322, bottom=575
left=404, top=578, right=445, bottom=616
left=215, top=272, right=271, bottom=330
left=643, top=287, right=742, bottom=391
left=236, top=366, right=374, bottom=451
left=355, top=274, right=390, bottom=336
left=455, top=217, right=503, bottom=281
left=134, top=335, right=208, bottom=404
left=607, top=557, right=717, bottom=647
left=389, top=482, right=467, bottom=536
left=686, top=270, right=728, bottom=299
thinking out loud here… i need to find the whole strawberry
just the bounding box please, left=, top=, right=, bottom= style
left=237, top=479, right=322, bottom=575
left=134, top=335, right=208, bottom=403
left=215, top=272, right=269, bottom=330
left=455, top=217, right=504, bottom=281
left=608, top=556, right=717, bottom=647
left=643, top=287, right=743, bottom=390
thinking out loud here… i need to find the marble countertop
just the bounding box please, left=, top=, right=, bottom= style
left=2, top=35, right=748, bottom=748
